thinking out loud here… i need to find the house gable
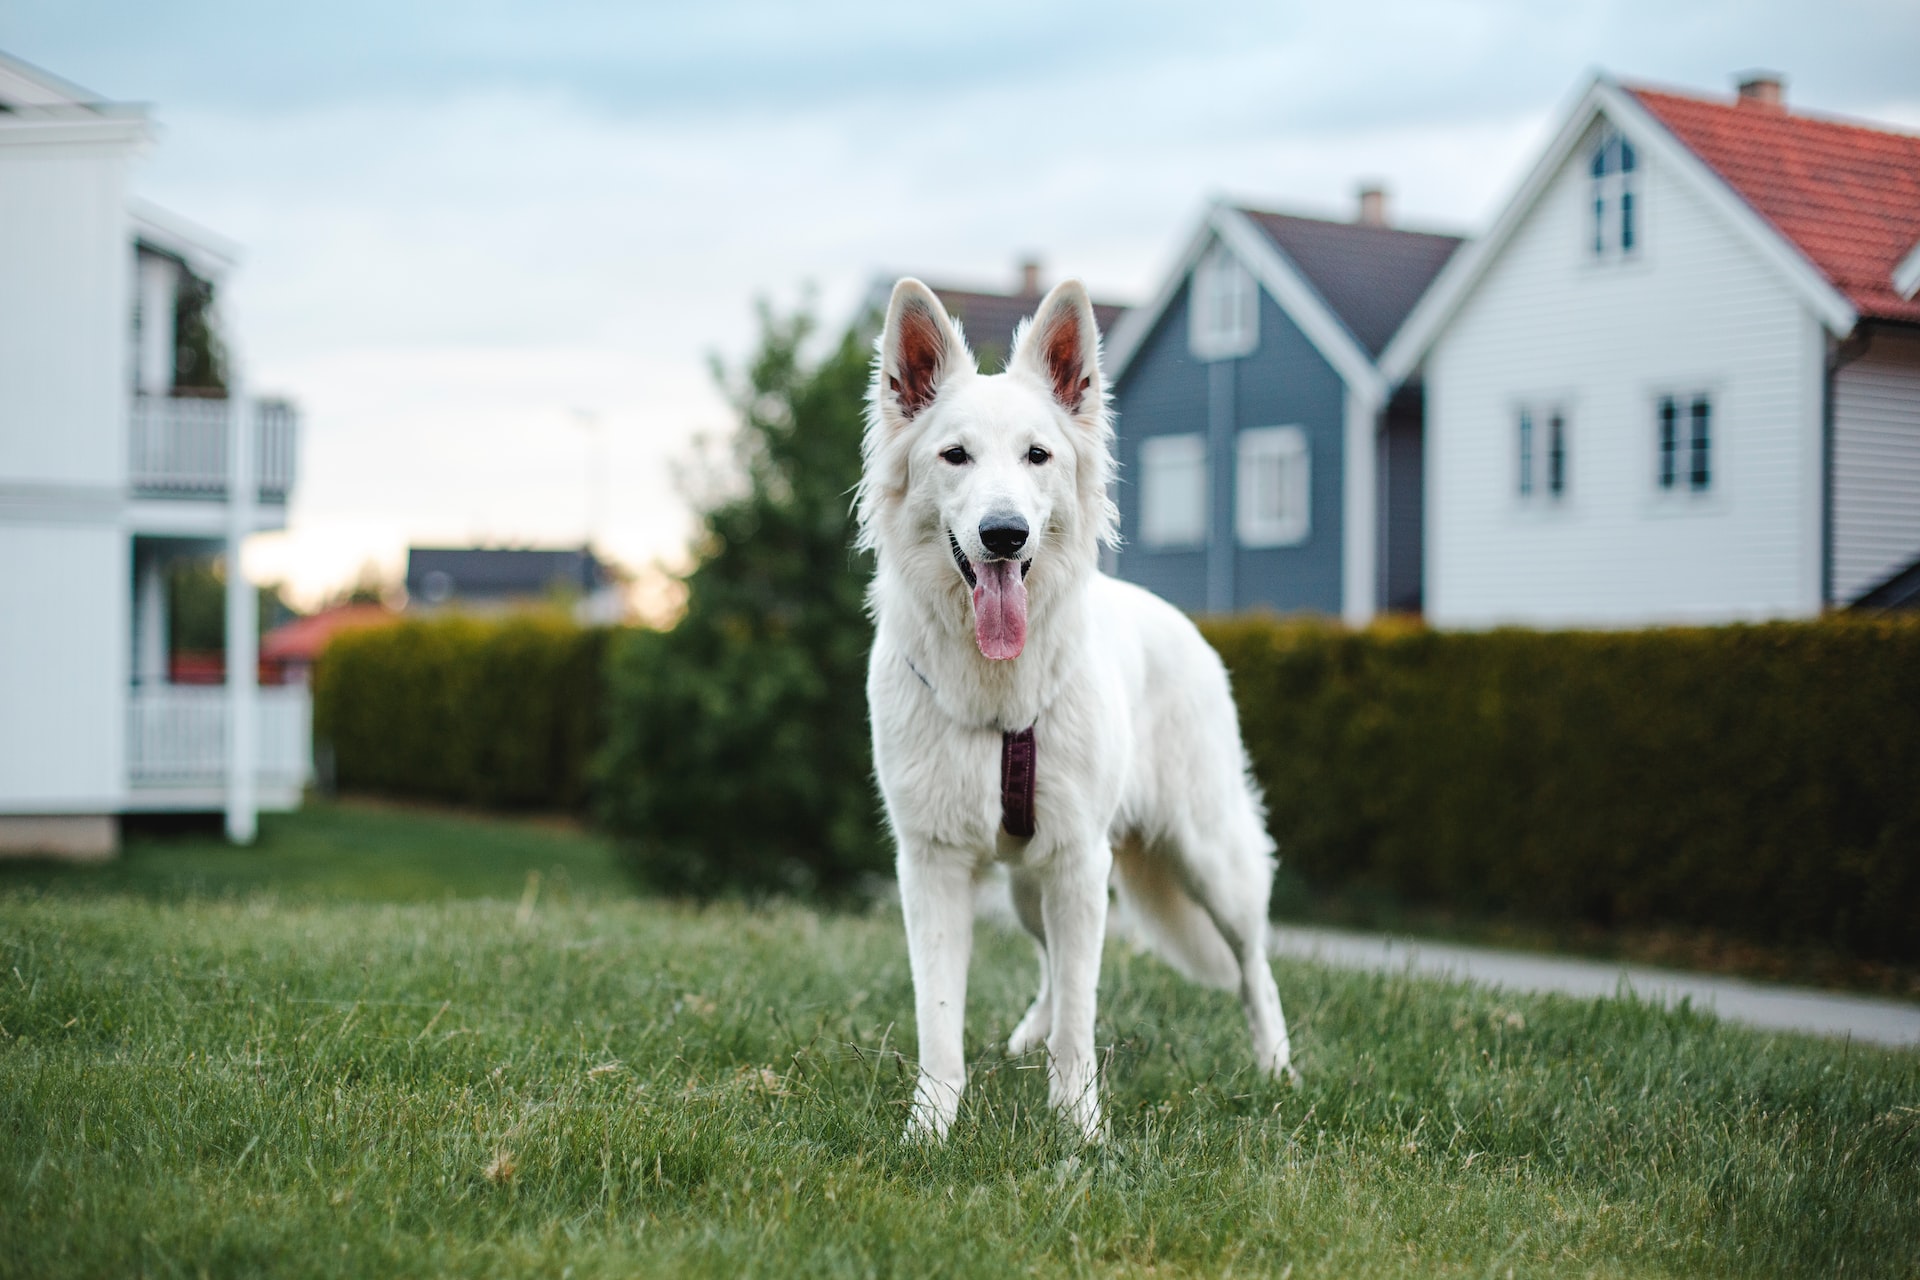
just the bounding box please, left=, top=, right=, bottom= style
left=1419, top=86, right=1827, bottom=626
left=1382, top=75, right=1858, bottom=388
left=1112, top=267, right=1347, bottom=616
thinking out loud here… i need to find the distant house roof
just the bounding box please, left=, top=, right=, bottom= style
left=930, top=286, right=1129, bottom=364
left=863, top=264, right=1128, bottom=370
left=1628, top=86, right=1920, bottom=326
left=1236, top=210, right=1464, bottom=358
left=406, top=547, right=609, bottom=606
left=260, top=604, right=394, bottom=664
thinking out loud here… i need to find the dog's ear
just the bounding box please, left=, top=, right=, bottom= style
left=877, top=279, right=968, bottom=428
left=1012, top=280, right=1101, bottom=420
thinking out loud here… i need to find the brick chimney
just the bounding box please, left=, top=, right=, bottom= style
left=1736, top=71, right=1785, bottom=109
left=1018, top=257, right=1043, bottom=296
left=1356, top=183, right=1389, bottom=228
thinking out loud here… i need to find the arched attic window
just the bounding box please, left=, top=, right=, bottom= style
left=1589, top=127, right=1638, bottom=259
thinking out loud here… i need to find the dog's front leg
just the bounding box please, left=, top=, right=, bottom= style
left=899, top=842, right=974, bottom=1140
left=1040, top=836, right=1113, bottom=1142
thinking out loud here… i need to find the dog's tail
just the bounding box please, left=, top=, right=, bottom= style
left=1110, top=834, right=1241, bottom=991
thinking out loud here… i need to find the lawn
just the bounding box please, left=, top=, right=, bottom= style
left=2, top=803, right=1916, bottom=1278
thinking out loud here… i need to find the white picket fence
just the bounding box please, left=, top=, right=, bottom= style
left=127, top=685, right=312, bottom=789
left=128, top=395, right=299, bottom=500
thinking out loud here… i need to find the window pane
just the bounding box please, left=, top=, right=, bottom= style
left=1621, top=189, right=1635, bottom=252
left=1658, top=397, right=1677, bottom=489
left=1236, top=426, right=1309, bottom=546
left=1548, top=413, right=1567, bottom=496
left=1140, top=434, right=1208, bottom=547
left=1689, top=397, right=1712, bottom=491
left=1594, top=196, right=1606, bottom=255
left=1518, top=410, right=1533, bottom=497
left=1620, top=137, right=1636, bottom=172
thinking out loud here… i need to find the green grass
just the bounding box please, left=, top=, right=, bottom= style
left=2, top=804, right=1916, bottom=1277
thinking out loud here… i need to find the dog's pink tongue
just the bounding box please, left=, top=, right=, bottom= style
left=972, top=560, right=1028, bottom=660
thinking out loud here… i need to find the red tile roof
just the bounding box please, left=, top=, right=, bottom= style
left=260, top=604, right=395, bottom=664
left=1629, top=86, right=1920, bottom=326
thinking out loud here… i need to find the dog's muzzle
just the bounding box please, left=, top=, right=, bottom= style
left=949, top=530, right=1032, bottom=586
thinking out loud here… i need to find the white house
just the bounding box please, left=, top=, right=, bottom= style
left=0, top=53, right=307, bottom=857
left=1382, top=72, right=1920, bottom=628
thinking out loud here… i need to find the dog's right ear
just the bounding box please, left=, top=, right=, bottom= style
left=877, top=279, right=967, bottom=429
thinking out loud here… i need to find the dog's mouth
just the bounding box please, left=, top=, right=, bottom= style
left=949, top=531, right=1031, bottom=661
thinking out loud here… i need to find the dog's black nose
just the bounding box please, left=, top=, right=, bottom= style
left=979, top=515, right=1029, bottom=559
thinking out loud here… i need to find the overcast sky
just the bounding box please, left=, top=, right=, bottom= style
left=5, top=1, right=1917, bottom=608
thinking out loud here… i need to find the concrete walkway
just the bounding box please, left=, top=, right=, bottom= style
left=1268, top=923, right=1920, bottom=1050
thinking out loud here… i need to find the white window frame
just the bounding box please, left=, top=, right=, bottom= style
left=1589, top=126, right=1639, bottom=261
left=1654, top=391, right=1715, bottom=496
left=1138, top=433, right=1209, bottom=549
left=1236, top=425, right=1310, bottom=547
left=1515, top=403, right=1569, bottom=503
left=1189, top=242, right=1258, bottom=361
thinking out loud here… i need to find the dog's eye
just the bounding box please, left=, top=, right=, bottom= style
left=939, top=446, right=969, bottom=466
left=1027, top=446, right=1051, bottom=465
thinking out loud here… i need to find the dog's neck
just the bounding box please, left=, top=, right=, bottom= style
left=872, top=543, right=1093, bottom=734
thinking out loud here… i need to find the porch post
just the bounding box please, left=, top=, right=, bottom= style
left=224, top=377, right=257, bottom=844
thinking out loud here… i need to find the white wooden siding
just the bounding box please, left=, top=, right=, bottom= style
left=1832, top=328, right=1920, bottom=603
left=0, top=525, right=127, bottom=812
left=0, top=138, right=134, bottom=489
left=1427, top=115, right=1823, bottom=627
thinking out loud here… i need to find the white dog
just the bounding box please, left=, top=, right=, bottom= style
left=858, top=277, right=1296, bottom=1141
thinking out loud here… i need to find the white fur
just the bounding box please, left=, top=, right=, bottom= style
left=861, top=278, right=1296, bottom=1142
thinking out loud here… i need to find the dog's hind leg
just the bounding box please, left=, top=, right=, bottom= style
left=1005, top=866, right=1051, bottom=1056
left=1182, top=842, right=1297, bottom=1084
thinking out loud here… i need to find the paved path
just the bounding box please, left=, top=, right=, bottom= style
left=967, top=873, right=1919, bottom=1049
left=1268, top=923, right=1920, bottom=1050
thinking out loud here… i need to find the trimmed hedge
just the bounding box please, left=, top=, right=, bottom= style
left=313, top=615, right=609, bottom=810
left=1199, top=615, right=1920, bottom=963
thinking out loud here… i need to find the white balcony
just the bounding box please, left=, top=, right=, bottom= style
left=128, top=394, right=298, bottom=501
left=126, top=685, right=312, bottom=810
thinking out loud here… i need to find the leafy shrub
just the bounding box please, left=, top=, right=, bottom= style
left=595, top=307, right=886, bottom=893
left=1199, top=615, right=1920, bottom=962
left=313, top=614, right=608, bottom=810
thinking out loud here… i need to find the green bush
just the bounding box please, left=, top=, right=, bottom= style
left=1199, top=615, right=1920, bottom=962
left=596, top=306, right=886, bottom=894
left=313, top=614, right=608, bottom=810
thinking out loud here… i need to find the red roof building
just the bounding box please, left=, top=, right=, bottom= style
left=1382, top=72, right=1920, bottom=625
left=1629, top=85, right=1920, bottom=326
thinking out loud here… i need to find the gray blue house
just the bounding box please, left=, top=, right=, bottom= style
left=1104, top=191, right=1461, bottom=622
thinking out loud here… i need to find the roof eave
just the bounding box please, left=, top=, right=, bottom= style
left=130, top=199, right=241, bottom=277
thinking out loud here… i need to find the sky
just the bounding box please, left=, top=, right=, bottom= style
left=5, top=1, right=1917, bottom=610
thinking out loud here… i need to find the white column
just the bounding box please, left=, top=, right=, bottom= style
left=224, top=378, right=258, bottom=844
left=1342, top=387, right=1382, bottom=627
left=134, top=548, right=168, bottom=685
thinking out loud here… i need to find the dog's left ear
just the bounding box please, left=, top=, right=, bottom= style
left=1012, top=280, right=1102, bottom=422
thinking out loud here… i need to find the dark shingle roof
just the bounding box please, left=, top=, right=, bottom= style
left=931, top=287, right=1129, bottom=367
left=406, top=547, right=607, bottom=604
left=1238, top=210, right=1464, bottom=357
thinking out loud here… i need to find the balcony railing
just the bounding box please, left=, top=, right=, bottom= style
left=127, top=685, right=312, bottom=790
left=129, top=394, right=299, bottom=501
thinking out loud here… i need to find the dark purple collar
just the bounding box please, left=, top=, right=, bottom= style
left=1000, top=727, right=1037, bottom=839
